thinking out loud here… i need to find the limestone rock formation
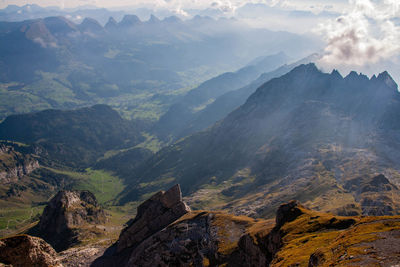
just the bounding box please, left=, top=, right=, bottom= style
left=94, top=210, right=271, bottom=267
left=117, top=184, right=191, bottom=252
left=93, top=194, right=400, bottom=267
left=0, top=235, right=61, bottom=267
left=0, top=144, right=39, bottom=183
left=32, top=190, right=106, bottom=251
left=344, top=174, right=400, bottom=215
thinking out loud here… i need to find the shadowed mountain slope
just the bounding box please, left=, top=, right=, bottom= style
left=176, top=54, right=320, bottom=139
left=118, top=64, right=400, bottom=217
left=0, top=104, right=143, bottom=167
left=153, top=52, right=290, bottom=141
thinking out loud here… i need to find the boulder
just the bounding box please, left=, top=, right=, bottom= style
left=0, top=235, right=61, bottom=267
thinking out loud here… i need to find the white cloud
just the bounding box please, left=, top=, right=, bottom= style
left=317, top=0, right=400, bottom=68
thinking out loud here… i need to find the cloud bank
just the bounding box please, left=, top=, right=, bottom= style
left=317, top=0, right=400, bottom=68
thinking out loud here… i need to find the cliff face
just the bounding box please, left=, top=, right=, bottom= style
left=32, top=190, right=106, bottom=251
left=0, top=144, right=39, bottom=183
left=117, top=184, right=191, bottom=253
left=0, top=235, right=61, bottom=267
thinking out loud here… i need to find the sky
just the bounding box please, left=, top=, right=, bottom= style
left=316, top=0, right=400, bottom=80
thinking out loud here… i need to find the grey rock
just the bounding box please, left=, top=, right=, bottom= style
left=117, top=184, right=190, bottom=252
left=33, top=190, right=106, bottom=251
left=0, top=235, right=61, bottom=267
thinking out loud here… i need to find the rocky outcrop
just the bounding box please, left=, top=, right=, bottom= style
left=117, top=184, right=191, bottom=252
left=93, top=184, right=193, bottom=266
left=0, top=235, right=61, bottom=267
left=93, top=193, right=400, bottom=267
left=94, top=184, right=277, bottom=267
left=344, top=174, right=400, bottom=215
left=94, top=210, right=267, bottom=267
left=127, top=212, right=222, bottom=266
left=275, top=200, right=305, bottom=227
left=32, top=190, right=106, bottom=251
left=0, top=144, right=39, bottom=183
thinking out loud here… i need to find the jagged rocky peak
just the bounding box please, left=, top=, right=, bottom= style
left=119, top=15, right=142, bottom=27
left=343, top=71, right=370, bottom=84
left=376, top=71, right=398, bottom=90
left=290, top=62, right=320, bottom=76
left=330, top=69, right=343, bottom=79
left=34, top=190, right=106, bottom=251
left=0, top=235, right=61, bottom=267
left=79, top=17, right=104, bottom=33
left=117, top=184, right=191, bottom=252
left=105, top=16, right=118, bottom=30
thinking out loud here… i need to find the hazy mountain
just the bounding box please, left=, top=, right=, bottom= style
left=0, top=104, right=143, bottom=167
left=78, top=17, right=104, bottom=33
left=0, top=14, right=321, bottom=121
left=172, top=53, right=321, bottom=139
left=154, top=52, right=291, bottom=141
left=0, top=4, right=126, bottom=24
left=118, top=64, right=400, bottom=217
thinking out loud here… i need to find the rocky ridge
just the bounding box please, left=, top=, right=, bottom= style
left=2, top=185, right=400, bottom=266
left=93, top=186, right=400, bottom=266
left=0, top=144, right=39, bottom=183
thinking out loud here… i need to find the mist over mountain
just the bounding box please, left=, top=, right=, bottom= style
left=1, top=2, right=400, bottom=266
left=157, top=53, right=320, bottom=141
left=0, top=4, right=126, bottom=24
left=154, top=52, right=291, bottom=141
left=119, top=64, right=400, bottom=217
left=0, top=13, right=320, bottom=121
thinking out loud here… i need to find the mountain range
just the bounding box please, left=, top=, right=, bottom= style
left=0, top=63, right=399, bottom=265
left=117, top=64, right=400, bottom=218
left=1, top=4, right=400, bottom=265
left=155, top=53, right=320, bottom=141
left=0, top=14, right=320, bottom=122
